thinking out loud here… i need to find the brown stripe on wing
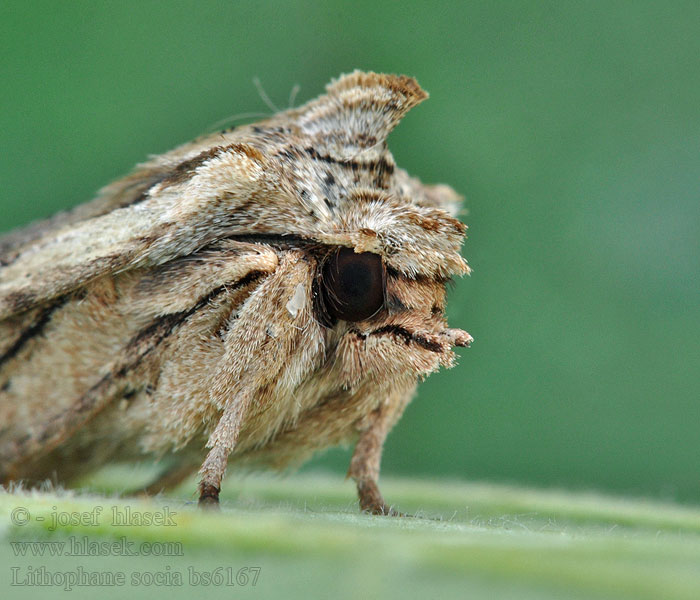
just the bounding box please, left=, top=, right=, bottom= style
left=303, top=146, right=396, bottom=189
left=0, top=141, right=266, bottom=268
left=0, top=295, right=71, bottom=367
left=157, top=143, right=264, bottom=190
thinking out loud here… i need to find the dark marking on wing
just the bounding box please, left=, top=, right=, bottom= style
left=0, top=295, right=70, bottom=367
left=303, top=146, right=395, bottom=179
left=2, top=270, right=268, bottom=469
left=159, top=143, right=264, bottom=189
left=122, top=269, right=266, bottom=367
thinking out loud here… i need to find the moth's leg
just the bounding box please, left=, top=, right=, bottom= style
left=197, top=397, right=250, bottom=508
left=136, top=462, right=198, bottom=497
left=348, top=403, right=402, bottom=516
left=195, top=250, right=320, bottom=509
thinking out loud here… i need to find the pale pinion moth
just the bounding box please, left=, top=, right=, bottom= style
left=0, top=71, right=472, bottom=513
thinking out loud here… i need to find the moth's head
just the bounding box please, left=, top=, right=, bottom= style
left=269, top=71, right=474, bottom=384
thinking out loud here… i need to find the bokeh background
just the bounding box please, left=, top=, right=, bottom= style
left=1, top=1, right=698, bottom=501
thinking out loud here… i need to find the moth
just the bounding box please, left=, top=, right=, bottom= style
left=0, top=71, right=471, bottom=514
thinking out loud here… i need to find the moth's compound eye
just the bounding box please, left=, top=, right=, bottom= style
left=321, top=248, right=385, bottom=322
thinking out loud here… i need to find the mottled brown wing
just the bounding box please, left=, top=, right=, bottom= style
left=0, top=138, right=268, bottom=320
left=0, top=238, right=279, bottom=483
left=0, top=70, right=465, bottom=321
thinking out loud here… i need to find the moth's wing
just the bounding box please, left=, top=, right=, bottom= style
left=0, top=238, right=280, bottom=481
left=0, top=129, right=231, bottom=258
left=0, top=135, right=268, bottom=319
left=0, top=170, right=165, bottom=259
left=0, top=70, right=445, bottom=319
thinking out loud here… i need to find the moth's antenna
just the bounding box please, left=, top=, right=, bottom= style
left=253, top=77, right=280, bottom=113
left=288, top=83, right=301, bottom=109
left=207, top=112, right=271, bottom=133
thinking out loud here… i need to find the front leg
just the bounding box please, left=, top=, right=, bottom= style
left=348, top=401, right=405, bottom=516
left=197, top=397, right=250, bottom=508
left=195, top=251, right=320, bottom=508
left=129, top=461, right=198, bottom=497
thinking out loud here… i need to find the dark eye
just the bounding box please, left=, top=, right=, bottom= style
left=320, top=248, right=385, bottom=322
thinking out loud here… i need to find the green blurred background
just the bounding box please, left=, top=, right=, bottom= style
left=1, top=1, right=698, bottom=501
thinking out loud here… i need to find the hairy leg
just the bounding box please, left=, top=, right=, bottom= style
left=347, top=402, right=404, bottom=516
left=139, top=462, right=197, bottom=496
